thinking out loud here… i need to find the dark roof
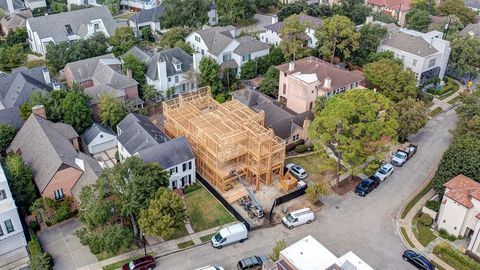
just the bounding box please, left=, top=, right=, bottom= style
left=464, top=0, right=480, bottom=9
left=27, top=6, right=118, bottom=42
left=0, top=66, right=52, bottom=109
left=0, top=0, right=25, bottom=12
left=128, top=6, right=164, bottom=24
left=193, top=26, right=236, bottom=55
left=460, top=23, right=480, bottom=38
left=117, top=113, right=169, bottom=154
left=147, top=48, right=193, bottom=79
left=233, top=36, right=270, bottom=55
left=276, top=57, right=364, bottom=91
left=137, top=136, right=194, bottom=169
left=264, top=15, right=322, bottom=33
left=231, top=88, right=313, bottom=139
left=0, top=106, right=24, bottom=129
left=81, top=122, right=116, bottom=145
left=71, top=152, right=103, bottom=203
left=123, top=46, right=153, bottom=64
left=7, top=114, right=80, bottom=192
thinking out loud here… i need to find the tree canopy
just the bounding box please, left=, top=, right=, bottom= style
left=122, top=54, right=147, bottom=85
left=309, top=90, right=398, bottom=173
left=159, top=27, right=191, bottom=50
left=109, top=27, right=137, bottom=56
left=437, top=0, right=476, bottom=25
left=279, top=14, right=309, bottom=61
left=97, top=93, right=128, bottom=129
left=315, top=15, right=359, bottom=63
left=350, top=23, right=387, bottom=66
left=259, top=66, right=279, bottom=98
left=448, top=36, right=480, bottom=79
left=406, top=9, right=431, bottom=32
left=4, top=153, right=38, bottom=212
left=217, top=0, right=256, bottom=24
left=138, top=187, right=187, bottom=237
left=0, top=124, right=17, bottom=155
left=160, top=0, right=210, bottom=28
left=396, top=98, right=428, bottom=141
left=363, top=58, right=418, bottom=102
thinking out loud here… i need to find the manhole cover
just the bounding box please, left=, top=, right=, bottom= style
left=335, top=206, right=340, bottom=209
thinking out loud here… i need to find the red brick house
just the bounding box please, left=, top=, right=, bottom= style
left=7, top=106, right=103, bottom=205
left=63, top=54, right=144, bottom=120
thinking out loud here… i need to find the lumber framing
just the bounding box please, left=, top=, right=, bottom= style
left=163, top=87, right=286, bottom=192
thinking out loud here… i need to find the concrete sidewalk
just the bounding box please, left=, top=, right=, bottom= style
left=77, top=224, right=230, bottom=270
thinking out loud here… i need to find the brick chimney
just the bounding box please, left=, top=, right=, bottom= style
left=126, top=69, right=133, bottom=78
left=32, top=105, right=47, bottom=119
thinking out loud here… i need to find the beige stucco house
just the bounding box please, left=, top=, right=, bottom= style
left=437, top=174, right=480, bottom=257
left=276, top=57, right=364, bottom=114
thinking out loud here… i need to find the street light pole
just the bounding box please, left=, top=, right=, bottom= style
left=142, top=233, right=147, bottom=256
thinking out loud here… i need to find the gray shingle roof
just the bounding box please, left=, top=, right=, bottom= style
left=7, top=114, right=80, bottom=192
left=195, top=26, right=236, bottom=56
left=123, top=46, right=153, bottom=64
left=117, top=113, right=169, bottom=154
left=0, top=0, right=24, bottom=12
left=81, top=122, right=116, bottom=145
left=27, top=6, right=117, bottom=43
left=460, top=23, right=480, bottom=38
left=0, top=106, right=24, bottom=129
left=137, top=136, right=194, bottom=169
left=381, top=30, right=439, bottom=57
left=233, top=36, right=270, bottom=55
left=128, top=6, right=164, bottom=24
left=232, top=88, right=313, bottom=140
left=71, top=152, right=102, bottom=203
left=0, top=66, right=52, bottom=109
left=147, top=48, right=193, bottom=79
left=464, top=0, right=480, bottom=9
left=265, top=15, right=322, bottom=33
left=1, top=9, right=32, bottom=29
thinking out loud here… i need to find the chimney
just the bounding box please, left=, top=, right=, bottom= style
left=126, top=69, right=133, bottom=78
left=6, top=0, right=14, bottom=14
left=365, top=16, right=373, bottom=25
left=324, top=77, right=332, bottom=88
left=157, top=59, right=168, bottom=89
left=389, top=32, right=392, bottom=39
left=288, top=62, right=295, bottom=71
left=32, top=105, right=46, bottom=119
left=272, top=15, right=278, bottom=24
left=430, top=37, right=433, bottom=48
left=42, top=67, right=51, bottom=85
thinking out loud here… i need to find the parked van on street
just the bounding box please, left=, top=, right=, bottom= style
left=282, top=208, right=315, bottom=229
left=211, top=222, right=248, bottom=248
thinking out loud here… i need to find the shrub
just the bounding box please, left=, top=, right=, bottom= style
left=419, top=214, right=433, bottom=226
left=29, top=220, right=40, bottom=232
left=28, top=230, right=54, bottom=270
left=433, top=242, right=480, bottom=270
left=439, top=228, right=457, bottom=241
left=184, top=183, right=201, bottom=194
left=426, top=200, right=441, bottom=211
left=295, top=144, right=307, bottom=153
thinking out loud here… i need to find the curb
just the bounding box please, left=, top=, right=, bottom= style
left=154, top=241, right=209, bottom=260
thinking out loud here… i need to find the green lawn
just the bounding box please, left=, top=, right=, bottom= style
left=96, top=246, right=135, bottom=261
left=401, top=227, right=415, bottom=248
left=177, top=240, right=195, bottom=249
left=447, top=95, right=462, bottom=104
left=184, top=187, right=235, bottom=232
left=433, top=242, right=480, bottom=270
left=401, top=180, right=433, bottom=219
left=427, top=81, right=460, bottom=100
left=163, top=224, right=189, bottom=241
left=287, top=151, right=346, bottom=184
left=412, top=215, right=437, bottom=247
left=199, top=233, right=215, bottom=243
left=429, top=107, right=443, bottom=118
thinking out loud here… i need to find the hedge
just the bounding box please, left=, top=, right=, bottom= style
left=433, top=242, right=480, bottom=270
left=295, top=144, right=307, bottom=153
left=419, top=214, right=433, bottom=226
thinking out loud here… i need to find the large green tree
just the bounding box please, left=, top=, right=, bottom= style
left=259, top=66, right=279, bottom=98
left=138, top=187, right=187, bottom=237
left=240, top=60, right=256, bottom=79
left=160, top=0, right=210, bottom=28
left=396, top=98, right=427, bottom=141
left=97, top=94, right=128, bottom=129
left=350, top=23, right=387, bottom=66
left=309, top=90, right=398, bottom=175
left=279, top=14, right=309, bottom=61
left=315, top=15, right=359, bottom=63
left=437, top=0, right=476, bottom=24
left=406, top=9, right=431, bottom=32
left=0, top=124, right=17, bottom=155
left=363, top=58, right=418, bottom=102
left=198, top=56, right=223, bottom=94
left=448, top=36, right=480, bottom=79
left=61, top=91, right=93, bottom=133
left=217, top=0, right=256, bottom=24
left=122, top=54, right=147, bottom=86
left=255, top=0, right=277, bottom=10
left=5, top=154, right=38, bottom=211
left=158, top=27, right=191, bottom=49
left=109, top=27, right=137, bottom=56
left=97, top=157, right=169, bottom=236
left=0, top=44, right=27, bottom=71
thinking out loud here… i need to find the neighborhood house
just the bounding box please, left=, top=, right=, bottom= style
left=260, top=15, right=322, bottom=48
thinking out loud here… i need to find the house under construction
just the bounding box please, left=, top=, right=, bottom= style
left=163, top=87, right=286, bottom=192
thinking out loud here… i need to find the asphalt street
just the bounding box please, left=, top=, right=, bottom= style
left=156, top=109, right=458, bottom=270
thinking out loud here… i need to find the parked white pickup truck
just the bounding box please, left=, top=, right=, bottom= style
left=391, top=143, right=417, bottom=167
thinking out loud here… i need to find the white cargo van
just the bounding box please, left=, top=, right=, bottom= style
left=211, top=222, right=248, bottom=248
left=282, top=208, right=314, bottom=229
left=194, top=266, right=224, bottom=270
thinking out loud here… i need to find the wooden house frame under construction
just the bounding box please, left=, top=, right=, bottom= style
left=163, top=87, right=286, bottom=192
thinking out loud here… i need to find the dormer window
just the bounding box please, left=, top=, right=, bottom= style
left=65, top=24, right=74, bottom=36
left=175, top=63, right=182, bottom=71
left=94, top=23, right=100, bottom=31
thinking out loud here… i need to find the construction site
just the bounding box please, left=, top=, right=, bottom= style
left=163, top=87, right=286, bottom=194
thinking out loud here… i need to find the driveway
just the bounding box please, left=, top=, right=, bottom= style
left=38, top=219, right=97, bottom=270
left=155, top=109, right=457, bottom=270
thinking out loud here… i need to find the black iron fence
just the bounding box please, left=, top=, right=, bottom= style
left=196, top=173, right=252, bottom=231
left=268, top=184, right=308, bottom=221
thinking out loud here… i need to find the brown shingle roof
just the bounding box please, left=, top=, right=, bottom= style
left=444, top=174, right=480, bottom=209
left=276, top=57, right=364, bottom=91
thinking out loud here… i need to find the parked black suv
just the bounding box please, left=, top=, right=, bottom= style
left=237, top=255, right=267, bottom=270
left=354, top=176, right=380, bottom=197
left=402, top=250, right=434, bottom=270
